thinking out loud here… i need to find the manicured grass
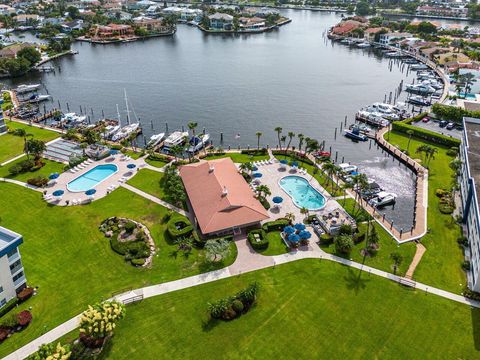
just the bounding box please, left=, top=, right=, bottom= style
left=0, top=183, right=237, bottom=358
left=83, top=260, right=480, bottom=359
left=205, top=152, right=269, bottom=163
left=386, top=131, right=465, bottom=292
left=122, top=149, right=144, bottom=160
left=256, top=231, right=289, bottom=256
left=0, top=157, right=64, bottom=182
left=274, top=154, right=342, bottom=197
left=0, top=121, right=60, bottom=163
left=145, top=157, right=170, bottom=169
left=339, top=197, right=373, bottom=222
left=126, top=169, right=185, bottom=209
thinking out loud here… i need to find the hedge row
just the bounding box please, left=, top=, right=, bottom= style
left=392, top=121, right=461, bottom=148
left=261, top=219, right=289, bottom=232
left=167, top=217, right=193, bottom=239
left=247, top=229, right=269, bottom=250
left=431, top=103, right=480, bottom=124
left=403, top=112, right=428, bottom=125
left=240, top=148, right=268, bottom=155
left=271, top=150, right=314, bottom=165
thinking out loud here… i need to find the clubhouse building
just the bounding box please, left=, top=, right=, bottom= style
left=179, top=158, right=269, bottom=236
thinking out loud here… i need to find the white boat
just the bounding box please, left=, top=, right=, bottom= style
left=338, top=163, right=358, bottom=174
left=410, top=64, right=429, bottom=71
left=28, top=94, right=51, bottom=103
left=112, top=123, right=140, bottom=142
left=163, top=131, right=189, bottom=152
left=369, top=191, right=397, bottom=207
left=103, top=124, right=121, bottom=139
left=408, top=95, right=431, bottom=107
left=357, top=42, right=371, bottom=48
left=187, top=133, right=210, bottom=153
left=406, top=83, right=435, bottom=95
left=15, top=84, right=40, bottom=94
left=147, top=132, right=165, bottom=148
left=357, top=110, right=390, bottom=127
left=366, top=103, right=400, bottom=121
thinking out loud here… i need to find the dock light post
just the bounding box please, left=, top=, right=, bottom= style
left=411, top=226, right=414, bottom=235
left=400, top=228, right=403, bottom=238
left=390, top=220, right=394, bottom=229
left=228, top=145, right=231, bottom=150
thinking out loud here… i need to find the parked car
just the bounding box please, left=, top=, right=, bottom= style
left=439, top=120, right=448, bottom=128
left=422, top=117, right=430, bottom=123
left=446, top=122, right=455, bottom=130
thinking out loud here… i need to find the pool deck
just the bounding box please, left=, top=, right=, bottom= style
left=248, top=160, right=341, bottom=222
left=44, top=155, right=146, bottom=206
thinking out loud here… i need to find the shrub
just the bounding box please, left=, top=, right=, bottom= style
left=110, top=235, right=149, bottom=259
left=435, top=188, right=447, bottom=197
left=0, top=298, right=18, bottom=318
left=439, top=203, right=454, bottom=214
left=0, top=328, right=8, bottom=342
left=262, top=219, right=289, bottom=232
left=392, top=122, right=460, bottom=148
left=1, top=313, right=17, bottom=328
left=258, top=196, right=270, bottom=210
left=17, top=287, right=34, bottom=302
left=124, top=221, right=136, bottom=234
left=240, top=148, right=267, bottom=155
left=319, top=233, right=333, bottom=244
left=131, top=258, right=145, bottom=266
left=463, top=287, right=480, bottom=301
left=403, top=112, right=428, bottom=124
left=447, top=147, right=458, bottom=156
left=232, top=299, right=244, bottom=313
left=338, top=224, right=353, bottom=235
left=27, top=176, right=49, bottom=187
left=79, top=301, right=126, bottom=342
left=8, top=159, right=35, bottom=175
left=334, top=234, right=354, bottom=254
left=16, top=310, right=32, bottom=327
left=248, top=229, right=269, bottom=250
left=166, top=217, right=193, bottom=239
left=462, top=260, right=471, bottom=271
left=457, top=236, right=469, bottom=247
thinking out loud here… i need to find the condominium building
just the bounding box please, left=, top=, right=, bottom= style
left=0, top=226, right=27, bottom=308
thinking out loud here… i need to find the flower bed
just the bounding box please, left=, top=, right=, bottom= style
left=99, top=217, right=155, bottom=267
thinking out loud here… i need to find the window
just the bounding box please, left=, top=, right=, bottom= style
left=0, top=299, right=5, bottom=307
left=12, top=271, right=24, bottom=282
left=7, top=248, right=18, bottom=259
left=0, top=286, right=3, bottom=293
left=9, top=259, right=21, bottom=271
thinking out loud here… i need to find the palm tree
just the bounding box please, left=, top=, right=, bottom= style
left=274, top=127, right=283, bottom=150
left=297, top=134, right=304, bottom=153
left=300, top=207, right=309, bottom=220
left=464, top=73, right=476, bottom=95
left=341, top=182, right=352, bottom=204
left=406, top=129, right=414, bottom=153
left=280, top=136, right=286, bottom=151
left=170, top=145, right=183, bottom=163
left=285, top=212, right=296, bottom=223
left=239, top=162, right=253, bottom=174
left=352, top=173, right=368, bottom=213
left=415, top=145, right=428, bottom=162
left=25, top=139, right=46, bottom=160
left=427, top=147, right=438, bottom=166
left=16, top=128, right=33, bottom=159
left=286, top=131, right=295, bottom=153
left=390, top=252, right=403, bottom=275
left=188, top=121, right=198, bottom=138
left=80, top=142, right=88, bottom=156
left=255, top=132, right=262, bottom=150
left=323, top=161, right=336, bottom=188
left=256, top=184, right=271, bottom=198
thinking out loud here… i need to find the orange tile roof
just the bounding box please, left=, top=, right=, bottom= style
left=179, top=158, right=269, bottom=234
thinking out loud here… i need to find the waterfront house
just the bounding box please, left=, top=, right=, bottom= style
left=331, top=20, right=361, bottom=36
left=363, top=27, right=385, bottom=42
left=0, top=226, right=27, bottom=308
left=208, top=13, right=234, bottom=31
left=61, top=19, right=85, bottom=32
left=416, top=5, right=468, bottom=18
left=106, top=10, right=132, bottom=20
left=378, top=32, right=412, bottom=46
left=14, top=14, right=41, bottom=25
left=0, top=4, right=16, bottom=16
left=0, top=43, right=34, bottom=59
left=238, top=17, right=266, bottom=31
left=89, top=23, right=134, bottom=40
left=179, top=158, right=269, bottom=236
left=434, top=51, right=470, bottom=65
left=133, top=17, right=171, bottom=33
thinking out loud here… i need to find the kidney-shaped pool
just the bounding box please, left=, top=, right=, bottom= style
left=67, top=164, right=118, bottom=192
left=279, top=175, right=326, bottom=211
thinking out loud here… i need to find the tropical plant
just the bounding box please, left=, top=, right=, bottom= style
left=256, top=131, right=262, bottom=150
left=300, top=207, right=309, bottom=219
left=334, top=234, right=354, bottom=254
left=25, top=139, right=46, bottom=160
left=188, top=121, right=198, bottom=138
left=204, top=239, right=231, bottom=262
left=239, top=162, right=253, bottom=174
left=297, top=133, right=304, bottom=153
left=390, top=252, right=403, bottom=274
left=274, top=127, right=283, bottom=150
left=14, top=128, right=33, bottom=158
left=170, top=145, right=183, bottom=163
left=285, top=212, right=296, bottom=223
left=79, top=300, right=126, bottom=340
left=406, top=129, right=414, bottom=153
left=26, top=342, right=71, bottom=360
left=286, top=131, right=295, bottom=153
left=255, top=184, right=271, bottom=198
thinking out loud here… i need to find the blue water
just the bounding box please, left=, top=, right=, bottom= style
left=67, top=164, right=118, bottom=192
left=279, top=175, right=326, bottom=211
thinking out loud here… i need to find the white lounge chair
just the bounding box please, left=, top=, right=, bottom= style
left=43, top=194, right=52, bottom=200
left=72, top=199, right=78, bottom=205
left=70, top=168, right=76, bottom=173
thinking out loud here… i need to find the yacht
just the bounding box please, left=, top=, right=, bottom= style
left=349, top=123, right=371, bottom=134
left=338, top=163, right=358, bottom=175
left=162, top=131, right=189, bottom=152
left=366, top=104, right=400, bottom=121
left=112, top=123, right=140, bottom=142
left=357, top=110, right=390, bottom=127
left=146, top=132, right=166, bottom=148
left=357, top=42, right=371, bottom=48
left=405, top=83, right=435, bottom=95
left=188, top=133, right=210, bottom=153
left=15, top=84, right=41, bottom=94
left=369, top=191, right=397, bottom=207
left=403, top=58, right=418, bottom=64
left=407, top=95, right=431, bottom=107
left=344, top=126, right=367, bottom=142
left=27, top=94, right=51, bottom=103
left=410, top=64, right=429, bottom=71
left=103, top=124, right=121, bottom=139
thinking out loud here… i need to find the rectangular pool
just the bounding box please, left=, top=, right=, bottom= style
left=67, top=164, right=118, bottom=192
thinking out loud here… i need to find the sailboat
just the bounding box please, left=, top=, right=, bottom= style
left=111, top=90, right=141, bottom=142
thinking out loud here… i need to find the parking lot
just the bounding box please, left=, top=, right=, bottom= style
left=413, top=118, right=462, bottom=140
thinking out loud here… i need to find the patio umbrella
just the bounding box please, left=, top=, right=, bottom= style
left=299, top=230, right=312, bottom=240
left=253, top=172, right=263, bottom=178
left=252, top=166, right=258, bottom=171
left=109, top=149, right=119, bottom=156
left=272, top=196, right=283, bottom=204
left=288, top=233, right=300, bottom=242
left=283, top=226, right=295, bottom=234
left=291, top=161, right=299, bottom=167
left=127, top=163, right=137, bottom=169
left=85, top=189, right=96, bottom=196
left=294, top=223, right=306, bottom=231
left=280, top=159, right=288, bottom=165
left=49, top=173, right=59, bottom=180
left=52, top=190, right=64, bottom=197
left=350, top=171, right=359, bottom=176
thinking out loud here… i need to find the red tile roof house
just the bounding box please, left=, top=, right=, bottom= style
left=331, top=20, right=362, bottom=36
left=179, top=158, right=269, bottom=236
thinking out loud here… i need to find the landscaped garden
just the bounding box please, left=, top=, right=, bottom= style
left=0, top=183, right=237, bottom=358
left=57, top=259, right=480, bottom=359
left=0, top=156, right=64, bottom=183
left=204, top=151, right=269, bottom=164
left=386, top=131, right=465, bottom=293
left=0, top=121, right=59, bottom=164
left=145, top=154, right=171, bottom=168
left=248, top=219, right=291, bottom=256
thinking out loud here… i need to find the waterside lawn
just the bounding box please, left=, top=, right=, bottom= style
left=0, top=121, right=60, bottom=164
left=0, top=183, right=237, bottom=358
left=87, top=260, right=480, bottom=359
left=386, top=131, right=465, bottom=293
left=205, top=152, right=269, bottom=164
left=145, top=157, right=170, bottom=169
left=0, top=157, right=64, bottom=182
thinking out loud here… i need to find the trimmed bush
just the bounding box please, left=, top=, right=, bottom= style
left=403, top=112, right=428, bottom=124
left=391, top=121, right=460, bottom=148
left=167, top=217, right=193, bottom=239
left=16, top=310, right=32, bottom=327
left=232, top=299, right=244, bottom=313
left=0, top=298, right=18, bottom=318
left=319, top=233, right=333, bottom=245
left=124, top=221, right=136, bottom=234
left=17, top=287, right=34, bottom=302
left=262, top=219, right=290, bottom=232
left=27, top=176, right=48, bottom=187
left=8, top=159, right=35, bottom=175
left=258, top=196, right=270, bottom=210
left=439, top=203, right=454, bottom=214
left=240, top=148, right=267, bottom=155
left=131, top=258, right=146, bottom=267
left=248, top=229, right=269, bottom=250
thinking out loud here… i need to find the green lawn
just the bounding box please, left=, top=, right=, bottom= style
left=273, top=154, right=342, bottom=197
left=0, top=121, right=60, bottom=164
left=386, top=131, right=465, bottom=292
left=339, top=197, right=373, bottom=222
left=0, top=157, right=64, bottom=182
left=126, top=169, right=185, bottom=209
left=0, top=183, right=237, bottom=358
left=256, top=231, right=289, bottom=256
left=73, top=259, right=480, bottom=359
left=205, top=152, right=269, bottom=163
left=145, top=157, right=170, bottom=169
left=122, top=149, right=144, bottom=160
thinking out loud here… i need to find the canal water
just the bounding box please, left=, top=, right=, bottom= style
left=5, top=10, right=418, bottom=231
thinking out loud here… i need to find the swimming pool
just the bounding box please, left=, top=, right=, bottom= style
left=279, top=176, right=326, bottom=210
left=67, top=164, right=118, bottom=192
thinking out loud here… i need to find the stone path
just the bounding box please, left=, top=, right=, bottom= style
left=0, top=178, right=42, bottom=192
left=4, top=235, right=480, bottom=360
left=121, top=183, right=189, bottom=217
left=405, top=243, right=427, bottom=279
left=0, top=153, right=26, bottom=166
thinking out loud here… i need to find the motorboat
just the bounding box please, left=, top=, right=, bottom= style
left=27, top=94, right=51, bottom=103
left=344, top=126, right=367, bottom=141
left=385, top=51, right=403, bottom=58
left=112, top=123, right=140, bottom=142
left=403, top=58, right=418, bottom=64
left=393, top=102, right=408, bottom=113
left=366, top=104, right=400, bottom=121
left=405, top=83, right=435, bottom=95
left=357, top=42, right=371, bottom=48
left=349, top=123, right=371, bottom=134
left=187, top=133, right=210, bottom=153
left=407, top=95, right=431, bottom=107
left=103, top=124, right=121, bottom=139
left=410, top=63, right=429, bottom=71
left=146, top=132, right=166, bottom=148
left=62, top=112, right=87, bottom=125
left=15, top=84, right=40, bottom=94
left=338, top=163, right=358, bottom=175
left=313, top=150, right=331, bottom=158
left=360, top=180, right=382, bottom=198
left=357, top=110, right=390, bottom=127
left=162, top=131, right=189, bottom=153
left=368, top=191, right=397, bottom=207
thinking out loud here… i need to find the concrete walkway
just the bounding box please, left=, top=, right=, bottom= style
left=405, top=243, right=427, bottom=279
left=5, top=236, right=480, bottom=360
left=0, top=178, right=42, bottom=192
left=121, top=183, right=189, bottom=217
left=0, top=153, right=26, bottom=166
